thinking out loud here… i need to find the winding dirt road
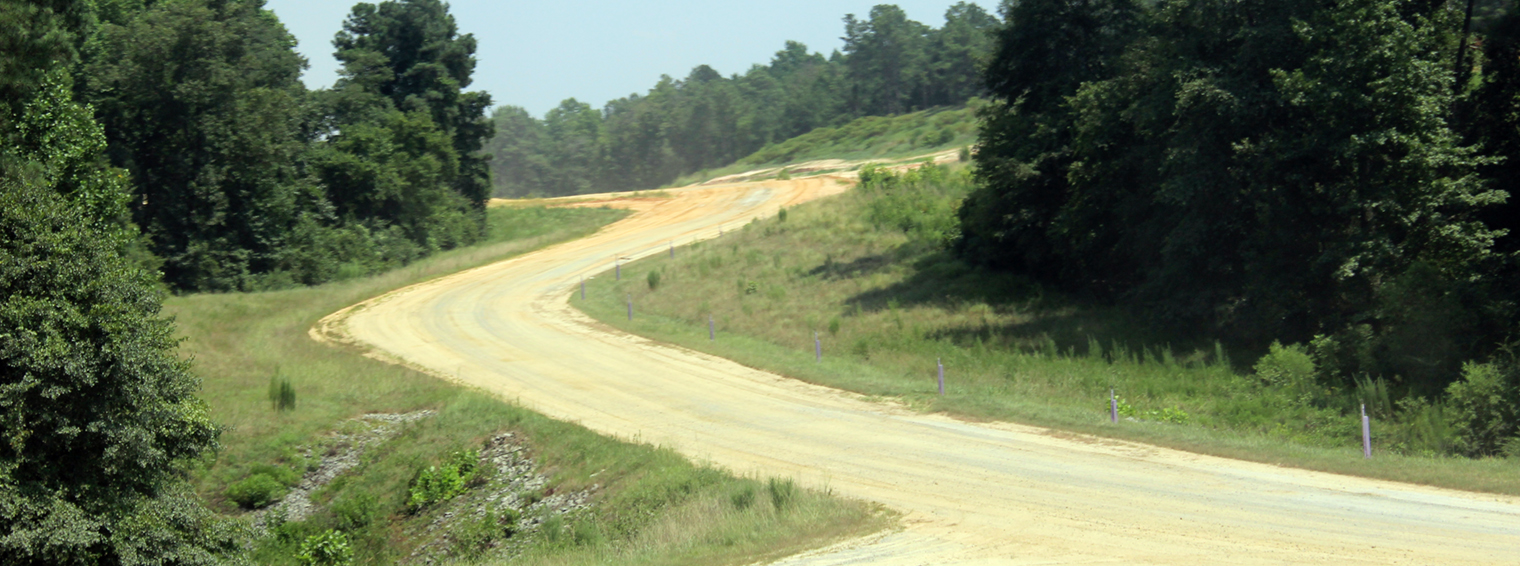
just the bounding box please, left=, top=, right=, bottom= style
left=320, top=178, right=1520, bottom=564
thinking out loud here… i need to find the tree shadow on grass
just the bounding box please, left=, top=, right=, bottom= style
left=834, top=248, right=1243, bottom=366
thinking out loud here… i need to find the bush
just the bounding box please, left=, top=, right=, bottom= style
left=1447, top=360, right=1519, bottom=457
left=407, top=449, right=480, bottom=511
left=730, top=484, right=756, bottom=510
left=225, top=473, right=287, bottom=509
left=647, top=270, right=661, bottom=290
left=330, top=493, right=377, bottom=531
left=297, top=529, right=353, bottom=566
left=269, top=374, right=296, bottom=412
left=767, top=477, right=796, bottom=511
left=1254, top=341, right=1318, bottom=403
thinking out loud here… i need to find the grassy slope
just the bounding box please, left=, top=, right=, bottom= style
left=170, top=205, right=884, bottom=565
left=575, top=178, right=1520, bottom=497
left=667, top=105, right=979, bottom=187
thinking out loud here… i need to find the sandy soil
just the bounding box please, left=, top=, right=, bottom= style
left=320, top=176, right=1520, bottom=564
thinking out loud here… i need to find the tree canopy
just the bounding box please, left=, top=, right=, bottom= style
left=959, top=0, right=1514, bottom=396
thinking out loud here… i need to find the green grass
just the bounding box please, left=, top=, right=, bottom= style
left=576, top=173, right=1520, bottom=497
left=668, top=104, right=980, bottom=187
left=169, top=204, right=884, bottom=565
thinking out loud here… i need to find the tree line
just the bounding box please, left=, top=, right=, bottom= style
left=77, top=0, right=491, bottom=293
left=485, top=2, right=999, bottom=198
left=958, top=0, right=1520, bottom=453
left=1, top=0, right=494, bottom=561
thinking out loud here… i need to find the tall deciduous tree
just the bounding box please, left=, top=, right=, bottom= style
left=959, top=0, right=1502, bottom=389
left=83, top=0, right=312, bottom=291
left=2, top=2, right=242, bottom=561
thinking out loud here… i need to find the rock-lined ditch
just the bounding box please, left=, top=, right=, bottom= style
left=250, top=411, right=594, bottom=563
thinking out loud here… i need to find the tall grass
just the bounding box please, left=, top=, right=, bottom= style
left=170, top=205, right=884, bottom=564
left=578, top=168, right=1520, bottom=496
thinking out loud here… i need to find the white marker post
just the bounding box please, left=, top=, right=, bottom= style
left=669, top=242, right=675, bottom=258
left=814, top=331, right=821, bottom=362
left=937, top=358, right=945, bottom=395
left=1361, top=404, right=1372, bottom=459
left=1111, top=389, right=1118, bottom=423
left=708, top=315, right=715, bottom=341
left=626, top=294, right=633, bottom=321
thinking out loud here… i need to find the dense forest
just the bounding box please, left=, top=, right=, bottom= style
left=484, top=3, right=998, bottom=198
left=0, top=0, right=498, bottom=561
left=53, top=0, right=490, bottom=294
left=959, top=0, right=1520, bottom=456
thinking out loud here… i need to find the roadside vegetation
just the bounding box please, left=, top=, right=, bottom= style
left=578, top=163, right=1520, bottom=496
left=171, top=204, right=884, bottom=564
left=666, top=105, right=980, bottom=187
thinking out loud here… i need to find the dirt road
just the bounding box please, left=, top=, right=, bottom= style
left=323, top=178, right=1520, bottom=564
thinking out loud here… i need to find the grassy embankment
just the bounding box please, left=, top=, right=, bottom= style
left=171, top=204, right=884, bottom=565
left=578, top=165, right=1520, bottom=497
left=668, top=104, right=980, bottom=186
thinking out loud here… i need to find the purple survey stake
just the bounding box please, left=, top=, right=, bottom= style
left=937, top=358, right=945, bottom=395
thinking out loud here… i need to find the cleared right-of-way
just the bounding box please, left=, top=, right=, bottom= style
left=325, top=177, right=1520, bottom=564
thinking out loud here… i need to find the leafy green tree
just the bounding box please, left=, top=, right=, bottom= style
left=926, top=2, right=998, bottom=106
left=484, top=105, right=551, bottom=197
left=541, top=98, right=606, bottom=195
left=2, top=6, right=242, bottom=561
left=333, top=0, right=493, bottom=213
left=82, top=0, right=312, bottom=292
left=961, top=0, right=1502, bottom=390
left=957, top=0, right=1139, bottom=278
left=842, top=5, right=930, bottom=115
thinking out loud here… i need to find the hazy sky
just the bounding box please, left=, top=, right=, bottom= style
left=261, top=0, right=992, bottom=118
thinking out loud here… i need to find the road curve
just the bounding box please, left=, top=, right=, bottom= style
left=322, top=178, right=1520, bottom=565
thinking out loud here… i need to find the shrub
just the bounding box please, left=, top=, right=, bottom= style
left=297, top=529, right=353, bottom=566
left=730, top=484, right=756, bottom=510
left=330, top=493, right=377, bottom=531
left=225, top=473, right=286, bottom=509
left=452, top=506, right=518, bottom=558
left=828, top=316, right=841, bottom=336
left=1447, top=360, right=1519, bottom=457
left=647, top=270, right=661, bottom=290
left=777, top=206, right=788, bottom=222
left=767, top=477, right=796, bottom=511
left=269, top=374, right=296, bottom=412
left=407, top=449, right=480, bottom=511
left=1254, top=342, right=1317, bottom=403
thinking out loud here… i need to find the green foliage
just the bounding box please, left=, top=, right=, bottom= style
left=225, top=474, right=286, bottom=510
left=406, top=449, right=478, bottom=511
left=856, top=163, right=971, bottom=247
left=269, top=374, right=297, bottom=412
left=451, top=505, right=518, bottom=558
left=296, top=529, right=353, bottom=566
left=329, top=493, right=378, bottom=532
left=1446, top=359, right=1520, bottom=457
left=730, top=484, right=757, bottom=509
left=960, top=0, right=1509, bottom=403
left=777, top=206, right=788, bottom=222
left=1254, top=342, right=1318, bottom=400
left=766, top=477, right=796, bottom=511
left=83, top=0, right=311, bottom=291
left=647, top=270, right=662, bottom=290
left=484, top=6, right=994, bottom=198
